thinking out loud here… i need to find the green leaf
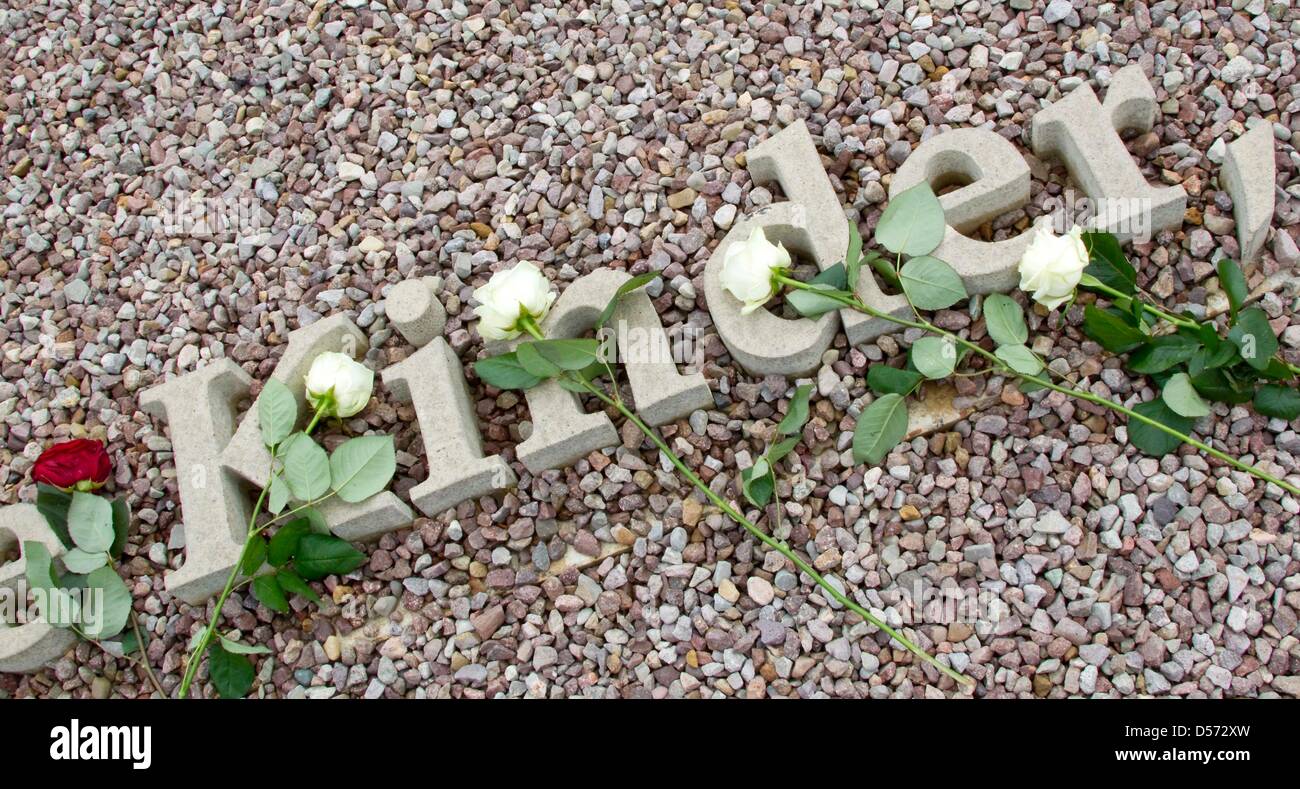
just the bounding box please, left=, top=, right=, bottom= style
left=1082, top=305, right=1147, bottom=354
left=268, top=519, right=312, bottom=567
left=218, top=634, right=272, bottom=655
left=109, top=497, right=129, bottom=559
left=741, top=458, right=774, bottom=508
left=1217, top=258, right=1247, bottom=320
left=1162, top=373, right=1211, bottom=418
left=35, top=483, right=73, bottom=549
left=1081, top=232, right=1137, bottom=295
left=62, top=548, right=107, bottom=574
left=767, top=436, right=801, bottom=465
left=787, top=283, right=846, bottom=319
left=515, top=341, right=562, bottom=379
left=786, top=264, right=849, bottom=319
left=1182, top=321, right=1221, bottom=348
left=24, top=541, right=79, bottom=628
left=294, top=534, right=365, bottom=581
left=812, top=263, right=848, bottom=291
left=1254, top=384, right=1300, bottom=420
left=876, top=182, right=945, bottom=257
left=852, top=393, right=910, bottom=466
left=864, top=250, right=899, bottom=289
left=596, top=272, right=660, bottom=329
left=298, top=506, right=330, bottom=534
left=526, top=338, right=604, bottom=371
left=23, top=541, right=58, bottom=594
left=282, top=433, right=330, bottom=501
left=557, top=376, right=593, bottom=393
left=276, top=568, right=322, bottom=605
left=207, top=641, right=255, bottom=699
left=84, top=565, right=131, bottom=639
left=910, top=337, right=957, bottom=380
left=258, top=377, right=298, bottom=448
left=777, top=384, right=813, bottom=436
left=1128, top=399, right=1194, bottom=457
left=119, top=630, right=140, bottom=656
left=1227, top=307, right=1278, bottom=372
left=899, top=255, right=967, bottom=311
left=68, top=492, right=114, bottom=554
left=1128, top=335, right=1200, bottom=374
left=1188, top=341, right=1240, bottom=376
left=240, top=536, right=267, bottom=577
left=983, top=294, right=1028, bottom=347
left=267, top=471, right=289, bottom=515
left=845, top=221, right=863, bottom=289
left=252, top=574, right=289, bottom=613
left=867, top=365, right=923, bottom=396
left=1259, top=357, right=1293, bottom=381
left=329, top=435, right=396, bottom=503
left=1190, top=369, right=1254, bottom=405
left=475, top=352, right=544, bottom=390
left=995, top=344, right=1044, bottom=376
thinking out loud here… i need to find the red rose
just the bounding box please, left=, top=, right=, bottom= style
left=32, top=439, right=112, bottom=490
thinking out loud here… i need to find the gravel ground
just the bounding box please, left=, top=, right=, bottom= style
left=3, top=1, right=1300, bottom=699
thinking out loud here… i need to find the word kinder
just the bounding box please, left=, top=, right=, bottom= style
left=0, top=64, right=1274, bottom=673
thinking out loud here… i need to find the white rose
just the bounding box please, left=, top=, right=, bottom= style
left=304, top=352, right=374, bottom=418
left=1018, top=224, right=1089, bottom=310
left=720, top=226, right=792, bottom=315
left=472, top=261, right=558, bottom=340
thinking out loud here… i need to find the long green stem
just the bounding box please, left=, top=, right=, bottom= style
left=176, top=481, right=270, bottom=698
left=515, top=317, right=972, bottom=686
left=777, top=275, right=1300, bottom=498
left=178, top=399, right=332, bottom=698
left=71, top=621, right=166, bottom=698
left=130, top=611, right=166, bottom=697
left=1087, top=280, right=1300, bottom=377
left=512, top=318, right=972, bottom=686
left=1086, top=280, right=1198, bottom=329
left=581, top=378, right=971, bottom=686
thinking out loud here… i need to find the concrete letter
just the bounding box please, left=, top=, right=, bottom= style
left=1221, top=123, right=1276, bottom=263
left=510, top=268, right=711, bottom=473
left=1030, top=64, right=1187, bottom=240
left=890, top=128, right=1034, bottom=294
left=0, top=505, right=78, bottom=672
left=220, top=314, right=413, bottom=543
left=139, top=359, right=252, bottom=604
left=703, top=120, right=910, bottom=375
left=383, top=339, right=516, bottom=516
left=386, top=276, right=447, bottom=348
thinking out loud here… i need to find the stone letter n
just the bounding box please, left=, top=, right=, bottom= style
left=504, top=267, right=713, bottom=474
left=142, top=314, right=413, bottom=605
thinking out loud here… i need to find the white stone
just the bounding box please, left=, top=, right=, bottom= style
left=338, top=161, right=366, bottom=182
